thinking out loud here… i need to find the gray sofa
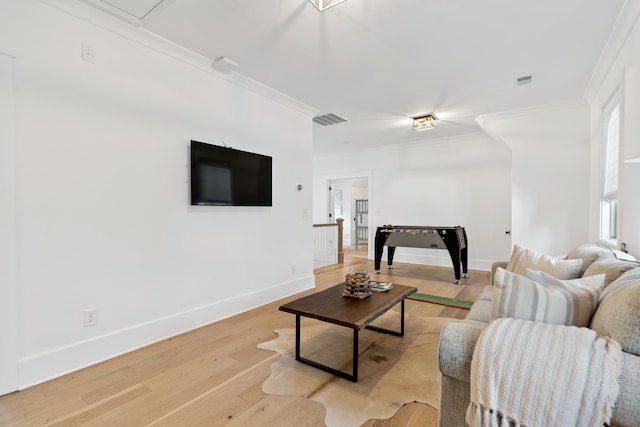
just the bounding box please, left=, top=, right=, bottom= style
left=437, top=243, right=640, bottom=427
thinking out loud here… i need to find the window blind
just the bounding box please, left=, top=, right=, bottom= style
left=604, top=105, right=620, bottom=199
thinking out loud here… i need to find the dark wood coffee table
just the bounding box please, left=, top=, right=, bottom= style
left=278, top=283, right=417, bottom=382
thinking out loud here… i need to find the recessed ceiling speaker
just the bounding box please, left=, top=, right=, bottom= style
left=212, top=56, right=238, bottom=74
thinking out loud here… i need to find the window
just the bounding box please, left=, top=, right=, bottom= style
left=601, top=103, right=620, bottom=243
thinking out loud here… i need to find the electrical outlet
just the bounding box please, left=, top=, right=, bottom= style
left=84, top=309, right=98, bottom=327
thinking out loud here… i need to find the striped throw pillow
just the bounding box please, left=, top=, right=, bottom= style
left=492, top=268, right=605, bottom=327
left=505, top=245, right=582, bottom=279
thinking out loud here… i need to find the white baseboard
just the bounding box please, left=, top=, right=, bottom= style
left=384, top=253, right=494, bottom=273
left=17, top=275, right=315, bottom=390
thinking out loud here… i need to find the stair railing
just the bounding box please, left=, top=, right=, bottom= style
left=312, top=218, right=344, bottom=269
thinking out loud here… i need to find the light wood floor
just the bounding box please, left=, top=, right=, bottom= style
left=0, top=248, right=488, bottom=426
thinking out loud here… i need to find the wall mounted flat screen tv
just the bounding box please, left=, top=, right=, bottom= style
left=190, top=140, right=272, bottom=206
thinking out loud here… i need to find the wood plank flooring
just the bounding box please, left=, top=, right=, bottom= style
left=0, top=248, right=488, bottom=426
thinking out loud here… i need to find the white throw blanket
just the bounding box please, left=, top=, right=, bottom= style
left=466, top=318, right=621, bottom=427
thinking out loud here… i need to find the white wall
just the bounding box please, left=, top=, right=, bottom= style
left=1, top=0, right=315, bottom=389
left=478, top=100, right=591, bottom=255
left=314, top=134, right=513, bottom=271
left=586, top=1, right=640, bottom=258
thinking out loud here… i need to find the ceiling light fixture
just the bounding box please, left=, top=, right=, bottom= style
left=412, top=114, right=438, bottom=131
left=308, top=0, right=349, bottom=12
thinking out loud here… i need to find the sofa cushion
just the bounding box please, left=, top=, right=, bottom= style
left=566, top=242, right=615, bottom=276
left=492, top=268, right=603, bottom=327
left=590, top=268, right=640, bottom=356
left=477, top=285, right=493, bottom=302
left=466, top=300, right=492, bottom=323
left=505, top=244, right=582, bottom=279
left=583, top=256, right=640, bottom=288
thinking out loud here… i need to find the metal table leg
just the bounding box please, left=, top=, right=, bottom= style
left=293, top=299, right=407, bottom=382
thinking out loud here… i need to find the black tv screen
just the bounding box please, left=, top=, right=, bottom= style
left=190, top=140, right=272, bottom=206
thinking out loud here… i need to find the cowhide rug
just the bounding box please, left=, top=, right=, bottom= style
left=258, top=312, right=454, bottom=426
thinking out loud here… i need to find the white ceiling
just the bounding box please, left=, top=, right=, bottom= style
left=95, top=0, right=625, bottom=154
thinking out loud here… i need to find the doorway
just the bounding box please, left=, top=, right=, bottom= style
left=327, top=176, right=370, bottom=254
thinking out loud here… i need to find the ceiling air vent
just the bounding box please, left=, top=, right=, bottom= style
left=313, top=113, right=347, bottom=126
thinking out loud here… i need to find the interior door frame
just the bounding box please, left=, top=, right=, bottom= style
left=324, top=171, right=372, bottom=255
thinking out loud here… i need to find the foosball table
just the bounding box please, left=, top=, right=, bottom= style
left=374, top=225, right=469, bottom=284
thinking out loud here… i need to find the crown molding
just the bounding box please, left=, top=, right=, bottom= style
left=476, top=98, right=588, bottom=124
left=38, top=0, right=319, bottom=117
left=475, top=98, right=589, bottom=148
left=313, top=130, right=490, bottom=159
left=73, top=0, right=144, bottom=26
left=584, top=0, right=640, bottom=102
